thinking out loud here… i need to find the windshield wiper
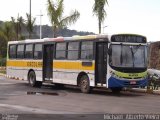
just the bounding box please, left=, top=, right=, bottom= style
left=133, top=44, right=141, bottom=55
left=130, top=44, right=142, bottom=67
left=130, top=46, right=135, bottom=67
left=120, top=43, right=123, bottom=65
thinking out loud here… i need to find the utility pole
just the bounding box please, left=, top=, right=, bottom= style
left=37, top=11, right=43, bottom=39
left=29, top=0, right=31, bottom=38
left=30, top=0, right=31, bottom=22
left=17, top=13, right=19, bottom=40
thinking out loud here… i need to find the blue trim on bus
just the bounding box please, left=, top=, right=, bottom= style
left=108, top=77, right=148, bottom=88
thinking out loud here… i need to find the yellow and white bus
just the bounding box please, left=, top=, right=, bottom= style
left=7, top=34, right=148, bottom=93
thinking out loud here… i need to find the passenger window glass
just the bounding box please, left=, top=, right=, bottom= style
left=25, top=44, right=33, bottom=59
left=56, top=43, right=66, bottom=50
left=56, top=43, right=66, bottom=59
left=34, top=44, right=42, bottom=59
left=68, top=42, right=79, bottom=60
left=81, top=41, right=93, bottom=60
left=9, top=45, right=17, bottom=59
left=17, top=45, right=24, bottom=59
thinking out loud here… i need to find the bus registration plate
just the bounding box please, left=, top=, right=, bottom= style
left=130, top=81, right=136, bottom=85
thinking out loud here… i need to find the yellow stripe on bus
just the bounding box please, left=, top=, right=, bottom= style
left=7, top=60, right=42, bottom=68
left=7, top=60, right=95, bottom=71
left=54, top=61, right=94, bottom=70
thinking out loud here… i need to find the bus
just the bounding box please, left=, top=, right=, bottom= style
left=6, top=34, right=148, bottom=93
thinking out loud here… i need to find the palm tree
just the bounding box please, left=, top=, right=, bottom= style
left=11, top=16, right=25, bottom=40
left=47, top=0, right=80, bottom=38
left=0, top=22, right=15, bottom=59
left=17, top=16, right=25, bottom=39
left=26, top=13, right=36, bottom=39
left=93, top=0, right=108, bottom=34
left=11, top=17, right=17, bottom=40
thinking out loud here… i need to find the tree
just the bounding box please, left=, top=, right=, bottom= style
left=47, top=0, right=80, bottom=38
left=11, top=17, right=18, bottom=40
left=17, top=16, right=25, bottom=39
left=11, top=15, right=25, bottom=40
left=93, top=0, right=108, bottom=34
left=0, top=22, right=15, bottom=41
left=26, top=13, right=36, bottom=39
left=0, top=22, right=15, bottom=58
left=0, top=33, right=7, bottom=58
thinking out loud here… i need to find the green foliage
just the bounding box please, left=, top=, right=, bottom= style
left=0, top=21, right=15, bottom=59
left=60, top=10, right=80, bottom=28
left=0, top=22, right=15, bottom=41
left=47, top=0, right=80, bottom=37
left=0, top=58, right=6, bottom=66
left=11, top=15, right=25, bottom=40
left=0, top=35, right=7, bottom=58
left=93, top=0, right=108, bottom=34
left=26, top=13, right=36, bottom=39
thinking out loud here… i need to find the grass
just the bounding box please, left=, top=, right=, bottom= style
left=0, top=70, right=6, bottom=74
left=0, top=67, right=6, bottom=74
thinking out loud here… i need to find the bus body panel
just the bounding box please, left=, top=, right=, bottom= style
left=7, top=60, right=43, bottom=81
left=6, top=34, right=148, bottom=90
left=52, top=60, right=95, bottom=86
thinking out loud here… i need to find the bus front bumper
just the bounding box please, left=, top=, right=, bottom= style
left=108, top=77, right=148, bottom=88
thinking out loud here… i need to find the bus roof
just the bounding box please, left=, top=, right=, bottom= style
left=8, top=39, right=45, bottom=44
left=8, top=33, right=147, bottom=45
left=8, top=34, right=109, bottom=44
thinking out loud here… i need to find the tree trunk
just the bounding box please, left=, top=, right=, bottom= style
left=98, top=19, right=101, bottom=34
left=16, top=23, right=19, bottom=40
left=53, top=26, right=57, bottom=38
left=29, top=32, right=31, bottom=39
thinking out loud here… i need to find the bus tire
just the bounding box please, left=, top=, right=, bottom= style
left=28, top=71, right=42, bottom=88
left=80, top=75, right=91, bottom=93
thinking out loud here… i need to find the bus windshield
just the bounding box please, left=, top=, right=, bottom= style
left=110, top=44, right=147, bottom=68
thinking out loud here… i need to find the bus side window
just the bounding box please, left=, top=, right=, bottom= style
left=56, top=43, right=66, bottom=59
left=34, top=44, right=42, bottom=59
left=25, top=44, right=33, bottom=59
left=17, top=44, right=24, bottom=59
left=81, top=41, right=93, bottom=60
left=9, top=45, right=17, bottom=59
left=67, top=42, right=79, bottom=60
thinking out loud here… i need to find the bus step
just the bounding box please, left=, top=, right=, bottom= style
left=45, top=78, right=53, bottom=80
left=97, top=83, right=106, bottom=87
left=44, top=80, right=53, bottom=83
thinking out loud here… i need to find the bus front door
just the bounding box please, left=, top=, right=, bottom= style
left=43, top=44, right=54, bottom=81
left=96, top=42, right=108, bottom=85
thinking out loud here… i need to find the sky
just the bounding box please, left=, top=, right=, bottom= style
left=0, top=0, right=160, bottom=42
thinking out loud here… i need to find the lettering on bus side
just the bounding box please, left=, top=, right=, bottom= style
left=27, top=62, right=42, bottom=67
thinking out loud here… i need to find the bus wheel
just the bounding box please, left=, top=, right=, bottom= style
left=80, top=75, right=91, bottom=93
left=111, top=88, right=122, bottom=94
left=28, top=71, right=42, bottom=88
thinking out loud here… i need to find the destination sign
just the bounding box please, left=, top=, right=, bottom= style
left=111, top=34, right=146, bottom=43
